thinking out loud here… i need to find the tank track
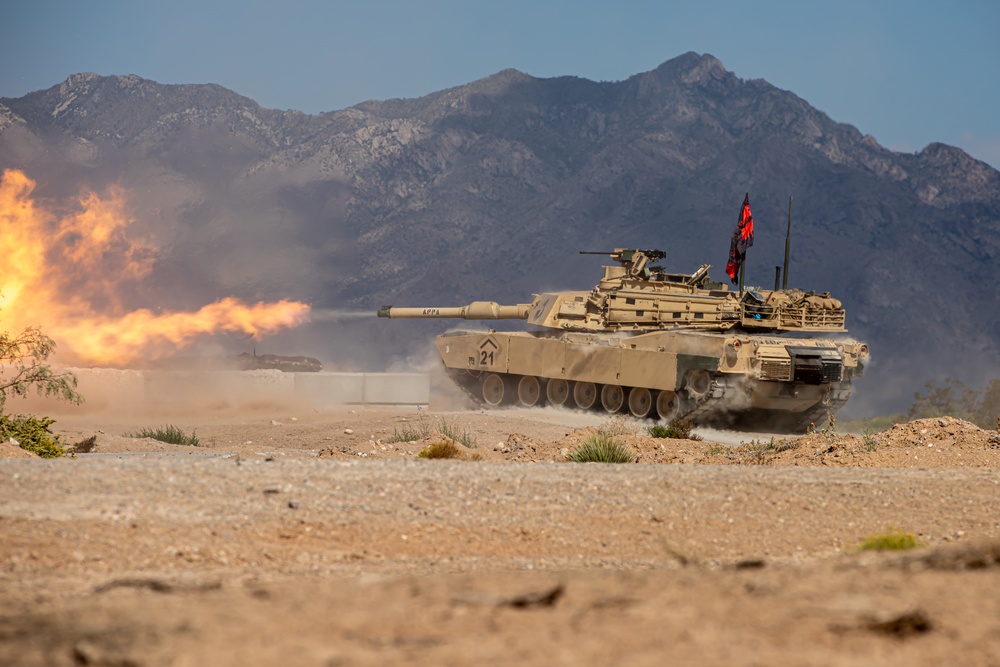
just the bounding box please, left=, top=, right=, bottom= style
left=671, top=377, right=759, bottom=430
left=445, top=369, right=852, bottom=434
left=783, top=387, right=853, bottom=433
left=447, top=369, right=492, bottom=405
left=677, top=379, right=853, bottom=432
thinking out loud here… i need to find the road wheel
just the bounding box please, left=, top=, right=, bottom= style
left=628, top=387, right=653, bottom=418
left=656, top=390, right=679, bottom=421
left=517, top=375, right=542, bottom=407
left=573, top=381, right=598, bottom=409
left=482, top=373, right=508, bottom=406
left=546, top=378, right=570, bottom=406
left=684, top=369, right=712, bottom=397
left=601, top=384, right=625, bottom=413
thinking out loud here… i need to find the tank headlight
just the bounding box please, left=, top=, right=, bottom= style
left=725, top=341, right=740, bottom=366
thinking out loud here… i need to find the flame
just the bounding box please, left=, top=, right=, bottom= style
left=0, top=169, right=311, bottom=365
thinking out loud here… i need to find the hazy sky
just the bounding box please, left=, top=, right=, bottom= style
left=3, top=0, right=998, bottom=168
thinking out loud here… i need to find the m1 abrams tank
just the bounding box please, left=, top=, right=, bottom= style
left=378, top=248, right=869, bottom=432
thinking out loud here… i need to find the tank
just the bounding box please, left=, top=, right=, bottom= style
left=378, top=248, right=869, bottom=432
left=145, top=352, right=323, bottom=373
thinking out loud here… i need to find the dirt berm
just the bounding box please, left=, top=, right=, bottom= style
left=2, top=408, right=1000, bottom=666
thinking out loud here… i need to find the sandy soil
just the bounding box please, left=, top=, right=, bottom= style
left=3, top=404, right=1000, bottom=666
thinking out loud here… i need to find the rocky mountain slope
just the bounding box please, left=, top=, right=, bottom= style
left=2, top=53, right=998, bottom=414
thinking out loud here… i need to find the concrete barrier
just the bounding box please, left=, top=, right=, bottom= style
left=362, top=373, right=432, bottom=406
left=295, top=372, right=366, bottom=406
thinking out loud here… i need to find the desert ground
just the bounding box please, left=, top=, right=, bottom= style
left=3, top=396, right=1000, bottom=666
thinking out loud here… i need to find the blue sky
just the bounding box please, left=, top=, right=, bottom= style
left=3, top=0, right=998, bottom=168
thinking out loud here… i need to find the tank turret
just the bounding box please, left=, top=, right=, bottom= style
left=381, top=249, right=848, bottom=334
left=379, top=248, right=869, bottom=432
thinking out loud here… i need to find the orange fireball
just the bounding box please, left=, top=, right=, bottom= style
left=0, top=169, right=311, bottom=365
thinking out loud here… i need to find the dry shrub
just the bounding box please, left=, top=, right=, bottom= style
left=598, top=415, right=636, bottom=438
left=418, top=440, right=463, bottom=459
left=858, top=529, right=925, bottom=552
left=126, top=424, right=200, bottom=446
left=711, top=437, right=797, bottom=465
left=648, top=419, right=701, bottom=440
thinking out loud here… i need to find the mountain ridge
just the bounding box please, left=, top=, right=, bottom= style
left=1, top=52, right=998, bottom=414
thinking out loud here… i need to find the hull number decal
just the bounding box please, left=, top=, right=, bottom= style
left=479, top=337, right=499, bottom=366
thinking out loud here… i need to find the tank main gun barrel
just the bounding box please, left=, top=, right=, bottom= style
left=378, top=301, right=531, bottom=320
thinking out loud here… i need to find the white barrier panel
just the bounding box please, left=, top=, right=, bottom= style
left=295, top=373, right=365, bottom=406
left=362, top=373, right=431, bottom=405
left=143, top=370, right=297, bottom=406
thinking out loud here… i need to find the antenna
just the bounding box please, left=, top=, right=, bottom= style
left=782, top=196, right=792, bottom=289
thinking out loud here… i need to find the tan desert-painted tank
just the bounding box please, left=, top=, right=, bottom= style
left=378, top=248, right=869, bottom=431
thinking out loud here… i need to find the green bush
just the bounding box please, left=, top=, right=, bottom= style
left=126, top=424, right=200, bottom=447
left=858, top=529, right=925, bottom=552
left=0, top=326, right=82, bottom=408
left=567, top=434, right=635, bottom=463
left=647, top=419, right=701, bottom=441
left=0, top=413, right=65, bottom=458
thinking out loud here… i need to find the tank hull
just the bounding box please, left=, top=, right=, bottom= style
left=434, top=328, right=864, bottom=432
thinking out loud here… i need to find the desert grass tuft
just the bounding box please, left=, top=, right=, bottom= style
left=385, top=422, right=431, bottom=443
left=567, top=433, right=635, bottom=463
left=438, top=419, right=477, bottom=448
left=387, top=419, right=477, bottom=448
left=861, top=422, right=881, bottom=452
left=126, top=424, right=200, bottom=447
left=716, top=437, right=796, bottom=465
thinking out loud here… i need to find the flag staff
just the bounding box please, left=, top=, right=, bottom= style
left=782, top=195, right=792, bottom=289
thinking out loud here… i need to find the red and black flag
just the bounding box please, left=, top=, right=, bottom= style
left=725, top=193, right=755, bottom=284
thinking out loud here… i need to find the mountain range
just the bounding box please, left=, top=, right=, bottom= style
left=2, top=52, right=998, bottom=415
